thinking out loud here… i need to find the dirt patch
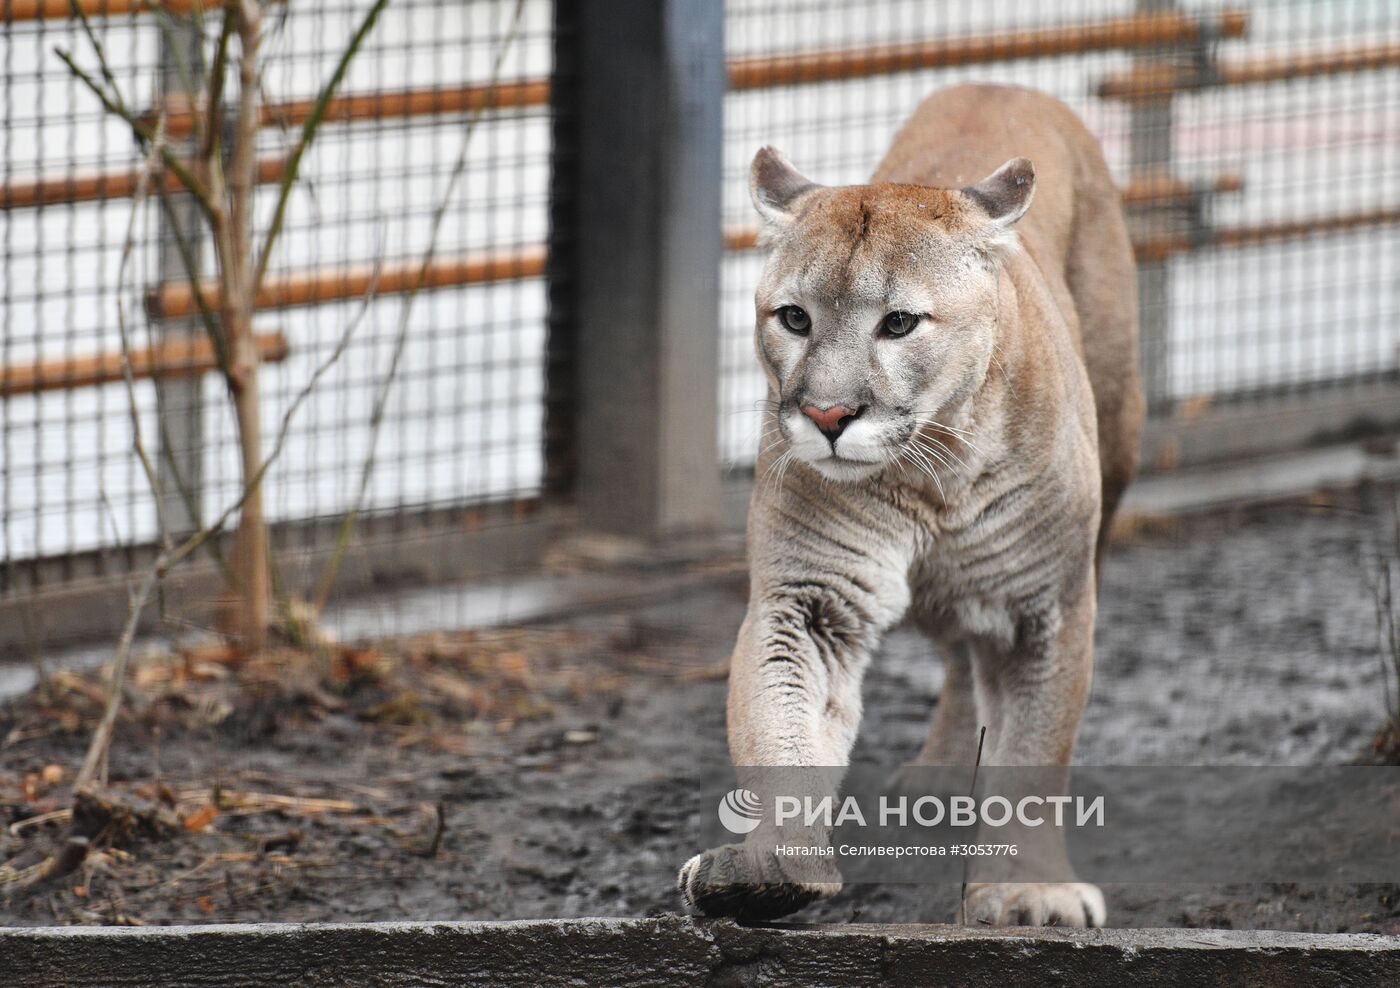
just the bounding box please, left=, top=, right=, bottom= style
left=2, top=486, right=1399, bottom=931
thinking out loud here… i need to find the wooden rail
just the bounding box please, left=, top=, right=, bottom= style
left=728, top=10, right=1248, bottom=90
left=724, top=227, right=762, bottom=253
left=136, top=181, right=1394, bottom=316
left=4, top=0, right=280, bottom=21
left=149, top=247, right=547, bottom=319
left=1120, top=171, right=1243, bottom=207
left=151, top=80, right=552, bottom=139
left=723, top=172, right=1247, bottom=252
left=1133, top=206, right=1400, bottom=263
left=726, top=204, right=1398, bottom=263
left=132, top=201, right=1391, bottom=324
left=30, top=176, right=1387, bottom=330
left=1, top=155, right=289, bottom=210
left=0, top=330, right=287, bottom=398
left=0, top=162, right=1229, bottom=222
left=135, top=186, right=1375, bottom=318
left=137, top=10, right=1246, bottom=136
left=1099, top=42, right=1400, bottom=100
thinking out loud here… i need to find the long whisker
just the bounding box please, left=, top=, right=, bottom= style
left=757, top=422, right=788, bottom=452
left=770, top=453, right=791, bottom=500
left=914, top=436, right=965, bottom=482
left=919, top=420, right=979, bottom=445
left=902, top=441, right=946, bottom=502
left=760, top=452, right=781, bottom=499
left=913, top=432, right=972, bottom=474
left=763, top=449, right=794, bottom=500
left=910, top=413, right=976, bottom=437
left=912, top=416, right=980, bottom=442
left=913, top=418, right=984, bottom=460
left=767, top=447, right=789, bottom=489
left=758, top=434, right=789, bottom=457
left=893, top=449, right=922, bottom=489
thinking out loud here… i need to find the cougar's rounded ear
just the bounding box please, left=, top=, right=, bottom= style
left=962, top=157, right=1035, bottom=230
left=750, top=146, right=821, bottom=236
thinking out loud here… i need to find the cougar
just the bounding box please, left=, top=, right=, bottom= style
left=678, top=84, right=1143, bottom=927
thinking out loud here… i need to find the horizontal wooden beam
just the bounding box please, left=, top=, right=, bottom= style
left=1133, top=207, right=1400, bottom=263
left=1120, top=171, right=1244, bottom=208
left=0, top=330, right=287, bottom=397
left=726, top=204, right=1397, bottom=263
left=1099, top=42, right=1400, bottom=100
left=149, top=247, right=547, bottom=319
left=2, top=918, right=1398, bottom=988
left=724, top=227, right=761, bottom=253
left=4, top=0, right=280, bottom=22
left=1, top=155, right=289, bottom=211
left=136, top=11, right=1247, bottom=137
left=722, top=173, right=1248, bottom=253
left=728, top=10, right=1248, bottom=90
left=133, top=202, right=1395, bottom=322
left=151, top=80, right=551, bottom=139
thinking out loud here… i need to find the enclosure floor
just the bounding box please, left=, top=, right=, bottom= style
left=1, top=485, right=1396, bottom=931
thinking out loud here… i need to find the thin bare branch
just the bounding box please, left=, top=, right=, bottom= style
left=150, top=188, right=225, bottom=346
left=313, top=0, right=528, bottom=611
left=150, top=7, right=207, bottom=148
left=54, top=48, right=216, bottom=219
left=203, top=6, right=237, bottom=162
left=958, top=725, right=988, bottom=926
left=115, top=130, right=172, bottom=547
left=162, top=262, right=377, bottom=578
left=251, top=0, right=390, bottom=294
left=117, top=120, right=234, bottom=582
left=73, top=565, right=160, bottom=791
left=73, top=241, right=377, bottom=791
left=65, top=0, right=120, bottom=94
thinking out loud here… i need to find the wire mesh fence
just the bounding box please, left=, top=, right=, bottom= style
left=1, top=0, right=554, bottom=605
left=1, top=0, right=1398, bottom=643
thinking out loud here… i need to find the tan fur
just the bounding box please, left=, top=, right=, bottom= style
left=875, top=84, right=1145, bottom=562
left=679, top=85, right=1142, bottom=928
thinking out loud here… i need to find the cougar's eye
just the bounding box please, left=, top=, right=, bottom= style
left=880, top=311, right=920, bottom=337
left=776, top=305, right=811, bottom=336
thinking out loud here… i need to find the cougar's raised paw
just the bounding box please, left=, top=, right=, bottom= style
left=677, top=843, right=840, bottom=924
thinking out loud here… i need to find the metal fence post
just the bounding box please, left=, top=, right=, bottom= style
left=1130, top=0, right=1176, bottom=412
left=547, top=0, right=725, bottom=541
left=154, top=17, right=206, bottom=536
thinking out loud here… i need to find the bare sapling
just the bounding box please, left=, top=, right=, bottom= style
left=58, top=0, right=389, bottom=652
left=58, top=0, right=389, bottom=788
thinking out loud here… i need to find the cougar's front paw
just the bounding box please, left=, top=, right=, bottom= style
left=677, top=843, right=841, bottom=923
left=963, top=882, right=1106, bottom=928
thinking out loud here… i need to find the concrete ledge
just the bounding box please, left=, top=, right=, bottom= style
left=2, top=917, right=1398, bottom=987
left=1123, top=438, right=1400, bottom=516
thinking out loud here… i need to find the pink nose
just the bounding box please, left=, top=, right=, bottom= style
left=801, top=403, right=860, bottom=440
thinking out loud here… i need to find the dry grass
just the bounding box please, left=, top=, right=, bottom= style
left=0, top=618, right=713, bottom=923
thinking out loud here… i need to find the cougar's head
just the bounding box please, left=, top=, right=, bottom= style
left=749, top=147, right=1034, bottom=483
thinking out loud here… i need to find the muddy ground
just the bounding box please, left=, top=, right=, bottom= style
left=1, top=485, right=1398, bottom=932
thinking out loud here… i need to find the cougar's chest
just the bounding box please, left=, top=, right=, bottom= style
left=903, top=473, right=1076, bottom=645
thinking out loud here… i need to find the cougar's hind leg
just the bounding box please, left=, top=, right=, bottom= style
left=961, top=585, right=1106, bottom=928
left=908, top=637, right=980, bottom=769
